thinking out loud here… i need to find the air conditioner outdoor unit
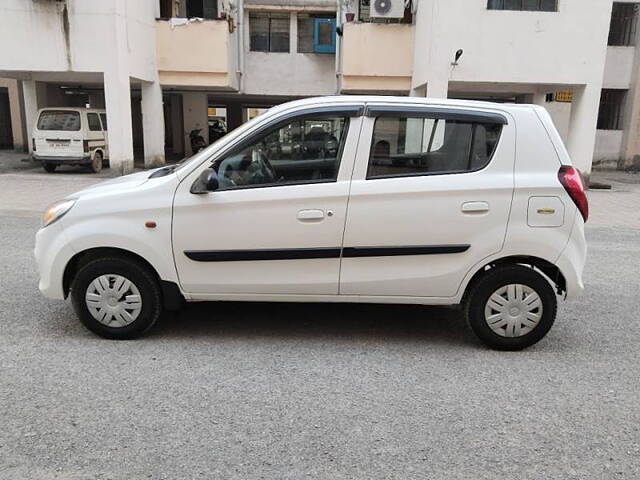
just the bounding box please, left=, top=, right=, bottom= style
left=369, top=0, right=405, bottom=19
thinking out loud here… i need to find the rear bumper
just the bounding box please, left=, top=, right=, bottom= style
left=33, top=154, right=91, bottom=165
left=556, top=211, right=587, bottom=300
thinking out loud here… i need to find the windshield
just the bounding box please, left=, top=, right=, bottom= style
left=37, top=110, right=81, bottom=131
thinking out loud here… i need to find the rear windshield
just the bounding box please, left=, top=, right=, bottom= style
left=37, top=110, right=81, bottom=131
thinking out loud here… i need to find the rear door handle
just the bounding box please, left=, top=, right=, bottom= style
left=461, top=201, right=490, bottom=214
left=297, top=209, right=325, bottom=222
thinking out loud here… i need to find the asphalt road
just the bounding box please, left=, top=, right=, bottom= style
left=0, top=170, right=639, bottom=479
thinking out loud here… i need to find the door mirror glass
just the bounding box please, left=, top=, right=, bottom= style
left=190, top=168, right=219, bottom=194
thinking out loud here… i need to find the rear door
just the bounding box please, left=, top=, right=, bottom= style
left=34, top=109, right=84, bottom=157
left=86, top=112, right=106, bottom=156
left=339, top=104, right=515, bottom=298
left=99, top=113, right=109, bottom=159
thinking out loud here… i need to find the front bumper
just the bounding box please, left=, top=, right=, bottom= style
left=33, top=154, right=91, bottom=165
left=34, top=219, right=76, bottom=300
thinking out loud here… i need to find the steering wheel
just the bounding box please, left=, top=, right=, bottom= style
left=254, top=150, right=277, bottom=183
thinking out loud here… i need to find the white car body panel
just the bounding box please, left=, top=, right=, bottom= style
left=33, top=96, right=586, bottom=308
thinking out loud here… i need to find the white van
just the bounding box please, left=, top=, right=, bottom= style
left=32, top=107, right=109, bottom=173
left=34, top=96, right=588, bottom=350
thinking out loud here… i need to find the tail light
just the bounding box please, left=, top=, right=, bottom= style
left=83, top=140, right=89, bottom=153
left=32, top=138, right=36, bottom=152
left=558, top=165, right=588, bottom=222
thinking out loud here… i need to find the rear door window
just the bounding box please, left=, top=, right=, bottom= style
left=37, top=111, right=81, bottom=131
left=367, top=114, right=503, bottom=178
left=87, top=113, right=102, bottom=132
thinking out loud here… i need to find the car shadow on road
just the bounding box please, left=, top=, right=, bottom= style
left=148, top=301, right=476, bottom=347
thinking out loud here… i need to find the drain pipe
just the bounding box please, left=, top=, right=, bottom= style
left=236, top=0, right=244, bottom=93
left=335, top=1, right=342, bottom=94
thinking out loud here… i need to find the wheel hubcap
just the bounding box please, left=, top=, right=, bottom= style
left=484, top=284, right=543, bottom=338
left=85, top=274, right=142, bottom=327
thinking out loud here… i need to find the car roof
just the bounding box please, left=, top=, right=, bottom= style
left=271, top=95, right=536, bottom=115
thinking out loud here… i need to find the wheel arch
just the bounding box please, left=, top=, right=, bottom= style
left=63, top=247, right=184, bottom=310
left=461, top=255, right=567, bottom=303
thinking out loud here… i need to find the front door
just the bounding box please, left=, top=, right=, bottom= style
left=339, top=105, right=515, bottom=299
left=172, top=107, right=363, bottom=296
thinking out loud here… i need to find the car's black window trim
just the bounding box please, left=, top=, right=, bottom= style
left=365, top=105, right=508, bottom=125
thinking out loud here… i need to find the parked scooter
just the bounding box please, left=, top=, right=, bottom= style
left=189, top=128, right=207, bottom=154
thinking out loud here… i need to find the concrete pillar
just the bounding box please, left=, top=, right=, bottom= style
left=226, top=101, right=243, bottom=131
left=104, top=70, right=134, bottom=175
left=22, top=80, right=38, bottom=154
left=532, top=93, right=547, bottom=106
left=170, top=95, right=183, bottom=155
left=182, top=92, right=208, bottom=155
left=567, top=84, right=601, bottom=176
left=426, top=78, right=448, bottom=99
left=141, top=80, right=165, bottom=168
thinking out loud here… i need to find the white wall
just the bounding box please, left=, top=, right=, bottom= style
left=603, top=47, right=635, bottom=89
left=594, top=130, right=624, bottom=165
left=544, top=101, right=572, bottom=142
left=0, top=0, right=157, bottom=82
left=242, top=11, right=336, bottom=96
left=413, top=0, right=613, bottom=89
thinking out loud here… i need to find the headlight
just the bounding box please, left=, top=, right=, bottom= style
left=42, top=199, right=76, bottom=227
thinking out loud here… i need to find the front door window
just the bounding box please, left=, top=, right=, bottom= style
left=212, top=115, right=349, bottom=190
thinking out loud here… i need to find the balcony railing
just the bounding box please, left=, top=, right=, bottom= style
left=340, top=22, right=414, bottom=93
left=156, top=19, right=237, bottom=90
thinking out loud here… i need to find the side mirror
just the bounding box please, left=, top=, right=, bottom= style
left=190, top=168, right=219, bottom=194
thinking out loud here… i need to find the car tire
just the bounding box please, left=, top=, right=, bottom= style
left=90, top=151, right=103, bottom=173
left=43, top=163, right=57, bottom=173
left=464, top=265, right=557, bottom=351
left=70, top=257, right=163, bottom=339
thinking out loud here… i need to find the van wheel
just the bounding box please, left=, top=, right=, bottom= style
left=90, top=151, right=103, bottom=173
left=464, top=265, right=557, bottom=351
left=43, top=163, right=56, bottom=173
left=70, top=257, right=163, bottom=339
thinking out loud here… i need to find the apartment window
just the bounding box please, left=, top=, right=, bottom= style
left=367, top=116, right=503, bottom=178
left=597, top=89, right=626, bottom=130
left=487, top=0, right=557, bottom=11
left=250, top=13, right=290, bottom=53
left=298, top=15, right=336, bottom=53
left=609, top=3, right=639, bottom=46
left=186, top=0, right=217, bottom=19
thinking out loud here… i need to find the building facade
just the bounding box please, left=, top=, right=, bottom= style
left=0, top=0, right=638, bottom=176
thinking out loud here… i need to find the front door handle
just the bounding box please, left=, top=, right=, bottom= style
left=297, top=209, right=325, bottom=222
left=461, top=201, right=490, bottom=214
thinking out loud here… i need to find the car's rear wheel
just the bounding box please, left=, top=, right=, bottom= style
left=43, top=163, right=56, bottom=173
left=90, top=151, right=103, bottom=173
left=464, top=265, right=557, bottom=351
left=70, top=257, right=162, bottom=339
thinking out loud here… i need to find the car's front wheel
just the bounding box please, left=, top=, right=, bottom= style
left=465, top=265, right=557, bottom=351
left=70, top=257, right=162, bottom=339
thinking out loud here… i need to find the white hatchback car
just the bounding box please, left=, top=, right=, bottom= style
left=35, top=96, right=587, bottom=350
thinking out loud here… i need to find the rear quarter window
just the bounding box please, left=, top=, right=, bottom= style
left=37, top=111, right=81, bottom=131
